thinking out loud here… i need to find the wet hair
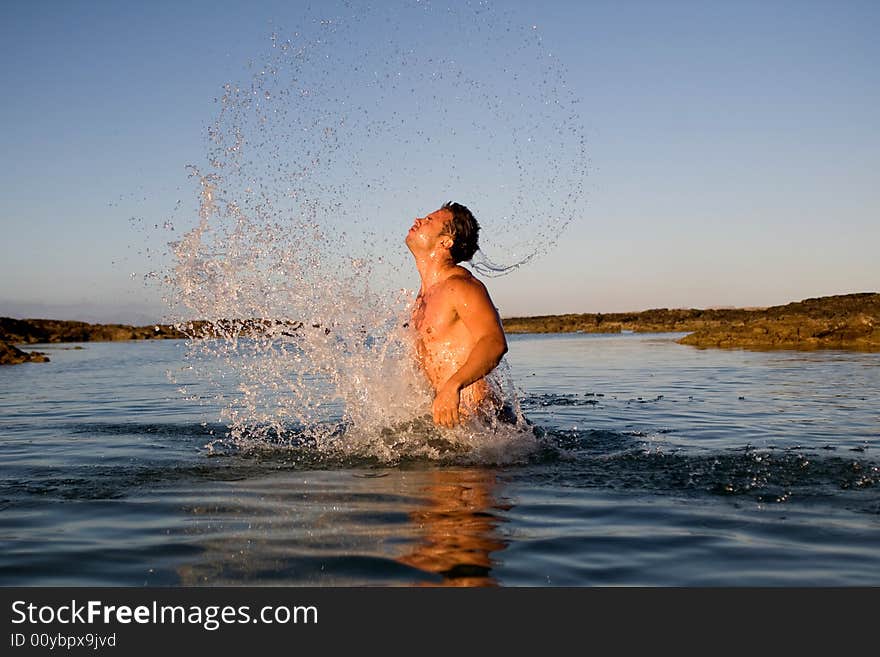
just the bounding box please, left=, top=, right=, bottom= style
left=440, top=201, right=480, bottom=263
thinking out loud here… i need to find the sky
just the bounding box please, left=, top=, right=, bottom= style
left=1, top=0, right=877, bottom=323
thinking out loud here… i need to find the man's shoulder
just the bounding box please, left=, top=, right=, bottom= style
left=438, top=268, right=493, bottom=308
left=442, top=267, right=486, bottom=292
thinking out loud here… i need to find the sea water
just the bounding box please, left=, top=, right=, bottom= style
left=1, top=333, right=878, bottom=586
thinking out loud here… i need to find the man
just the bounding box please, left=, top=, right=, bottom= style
left=405, top=202, right=508, bottom=428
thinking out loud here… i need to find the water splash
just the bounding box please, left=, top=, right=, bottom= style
left=164, top=1, right=587, bottom=461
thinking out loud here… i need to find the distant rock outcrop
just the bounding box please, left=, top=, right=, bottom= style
left=676, top=293, right=880, bottom=351
left=0, top=342, right=49, bottom=365
left=0, top=317, right=186, bottom=345
left=503, top=293, right=880, bottom=351
left=0, top=317, right=188, bottom=366
left=503, top=307, right=740, bottom=334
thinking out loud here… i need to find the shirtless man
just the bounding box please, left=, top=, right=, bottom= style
left=405, top=202, right=508, bottom=428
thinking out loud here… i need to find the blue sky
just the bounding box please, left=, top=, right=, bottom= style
left=1, top=0, right=877, bottom=323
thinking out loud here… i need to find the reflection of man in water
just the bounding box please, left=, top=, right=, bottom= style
left=397, top=468, right=508, bottom=586
left=405, top=202, right=508, bottom=428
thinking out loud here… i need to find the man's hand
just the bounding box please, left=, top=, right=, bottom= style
left=432, top=379, right=462, bottom=428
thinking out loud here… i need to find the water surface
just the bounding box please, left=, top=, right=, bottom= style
left=1, top=333, right=878, bottom=585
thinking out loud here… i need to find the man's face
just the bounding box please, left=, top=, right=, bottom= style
left=406, top=207, right=452, bottom=252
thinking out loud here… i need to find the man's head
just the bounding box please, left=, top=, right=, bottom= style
left=439, top=201, right=480, bottom=263
left=406, top=202, right=480, bottom=263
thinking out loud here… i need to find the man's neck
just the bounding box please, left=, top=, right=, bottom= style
left=414, top=252, right=458, bottom=293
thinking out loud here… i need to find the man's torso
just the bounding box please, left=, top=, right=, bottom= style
left=412, top=270, right=492, bottom=409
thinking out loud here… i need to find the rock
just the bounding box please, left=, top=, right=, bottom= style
left=676, top=293, right=880, bottom=351
left=0, top=317, right=188, bottom=344
left=0, top=341, right=49, bottom=365
left=502, top=293, right=880, bottom=352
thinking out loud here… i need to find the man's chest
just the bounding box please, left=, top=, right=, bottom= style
left=413, top=291, right=459, bottom=337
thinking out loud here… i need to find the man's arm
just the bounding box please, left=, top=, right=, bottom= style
left=433, top=277, right=508, bottom=428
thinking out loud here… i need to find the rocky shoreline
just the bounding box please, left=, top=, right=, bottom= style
left=675, top=293, right=879, bottom=351
left=0, top=318, right=185, bottom=365
left=2, top=292, right=878, bottom=364
left=0, top=341, right=50, bottom=364
left=503, top=292, right=879, bottom=351
left=0, top=317, right=186, bottom=344
left=0, top=318, right=314, bottom=365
